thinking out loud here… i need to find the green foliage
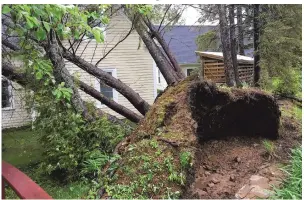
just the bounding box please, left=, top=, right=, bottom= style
left=262, top=140, right=275, bottom=155
left=35, top=104, right=128, bottom=180
left=196, top=30, right=219, bottom=52
left=272, top=147, right=302, bottom=199
left=179, top=151, right=192, bottom=169
left=260, top=5, right=302, bottom=97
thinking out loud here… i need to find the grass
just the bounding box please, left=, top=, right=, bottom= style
left=2, top=127, right=91, bottom=199
left=272, top=147, right=302, bottom=199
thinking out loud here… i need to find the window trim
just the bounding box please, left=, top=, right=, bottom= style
left=95, top=68, right=118, bottom=108
left=2, top=77, right=14, bottom=110
left=184, top=67, right=197, bottom=77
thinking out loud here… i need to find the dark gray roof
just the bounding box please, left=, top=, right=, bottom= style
left=155, top=25, right=254, bottom=64
left=155, top=25, right=217, bottom=64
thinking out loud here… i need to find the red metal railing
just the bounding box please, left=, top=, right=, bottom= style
left=2, top=161, right=52, bottom=199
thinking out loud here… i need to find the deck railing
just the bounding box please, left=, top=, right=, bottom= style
left=2, top=161, right=52, bottom=199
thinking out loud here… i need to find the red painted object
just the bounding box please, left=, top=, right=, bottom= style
left=2, top=161, right=52, bottom=199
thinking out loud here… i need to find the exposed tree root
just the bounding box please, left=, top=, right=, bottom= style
left=100, top=76, right=281, bottom=199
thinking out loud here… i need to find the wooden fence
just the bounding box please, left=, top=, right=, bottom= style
left=203, top=61, right=254, bottom=84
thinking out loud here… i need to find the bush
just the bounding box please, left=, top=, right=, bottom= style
left=33, top=96, right=129, bottom=180
left=260, top=68, right=301, bottom=97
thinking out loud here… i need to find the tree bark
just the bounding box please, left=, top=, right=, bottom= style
left=236, top=5, right=245, bottom=55
left=143, top=18, right=185, bottom=80
left=62, top=48, right=151, bottom=116
left=46, top=30, right=93, bottom=121
left=76, top=78, right=143, bottom=123
left=229, top=5, right=241, bottom=87
left=123, top=10, right=181, bottom=85
left=218, top=4, right=236, bottom=87
left=253, top=4, right=261, bottom=87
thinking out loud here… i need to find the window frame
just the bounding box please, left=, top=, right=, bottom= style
left=2, top=77, right=14, bottom=110
left=95, top=68, right=118, bottom=108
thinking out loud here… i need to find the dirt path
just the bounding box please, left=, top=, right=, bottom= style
left=183, top=100, right=301, bottom=199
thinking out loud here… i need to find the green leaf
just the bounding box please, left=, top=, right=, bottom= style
left=2, top=5, right=11, bottom=14
left=36, top=28, right=46, bottom=41
left=26, top=16, right=34, bottom=29
left=36, top=71, right=43, bottom=80
left=43, top=22, right=51, bottom=32
left=92, top=27, right=104, bottom=43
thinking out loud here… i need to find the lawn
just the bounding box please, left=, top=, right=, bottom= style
left=2, top=127, right=91, bottom=199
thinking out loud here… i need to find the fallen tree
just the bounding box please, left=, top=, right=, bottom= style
left=99, top=75, right=281, bottom=199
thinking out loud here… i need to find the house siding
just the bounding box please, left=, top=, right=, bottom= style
left=65, top=13, right=155, bottom=118
left=2, top=82, right=32, bottom=129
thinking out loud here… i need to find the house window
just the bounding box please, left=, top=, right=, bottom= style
left=100, top=72, right=114, bottom=99
left=187, top=69, right=194, bottom=76
left=158, top=69, right=161, bottom=83
left=2, top=79, right=13, bottom=109
left=97, top=69, right=118, bottom=107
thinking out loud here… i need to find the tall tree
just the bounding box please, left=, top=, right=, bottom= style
left=253, top=4, right=261, bottom=86
left=236, top=5, right=245, bottom=55
left=218, top=4, right=236, bottom=86
left=229, top=4, right=241, bottom=87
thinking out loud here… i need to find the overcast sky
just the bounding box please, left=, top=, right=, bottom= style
left=182, top=6, right=218, bottom=25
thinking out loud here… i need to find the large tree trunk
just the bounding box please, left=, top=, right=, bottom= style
left=218, top=4, right=236, bottom=87
left=2, top=16, right=151, bottom=117
left=143, top=18, right=185, bottom=80
left=62, top=48, right=150, bottom=116
left=237, top=5, right=245, bottom=55
left=253, top=4, right=261, bottom=86
left=2, top=60, right=133, bottom=126
left=76, top=78, right=143, bottom=123
left=229, top=5, right=242, bottom=87
left=123, top=9, right=182, bottom=85
left=2, top=39, right=143, bottom=123
left=46, top=30, right=93, bottom=121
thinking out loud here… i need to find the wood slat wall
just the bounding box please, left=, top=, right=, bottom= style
left=202, top=59, right=253, bottom=84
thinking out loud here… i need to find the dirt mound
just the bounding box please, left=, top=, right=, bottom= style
left=188, top=81, right=281, bottom=141
left=101, top=77, right=299, bottom=199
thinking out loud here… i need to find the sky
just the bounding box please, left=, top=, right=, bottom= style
left=182, top=6, right=218, bottom=25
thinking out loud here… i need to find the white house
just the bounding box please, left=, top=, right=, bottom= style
left=2, top=11, right=157, bottom=129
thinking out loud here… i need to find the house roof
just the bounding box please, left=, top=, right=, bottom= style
left=195, top=51, right=254, bottom=64
left=155, top=25, right=217, bottom=64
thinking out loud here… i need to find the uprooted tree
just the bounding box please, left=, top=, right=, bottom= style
left=2, top=4, right=283, bottom=198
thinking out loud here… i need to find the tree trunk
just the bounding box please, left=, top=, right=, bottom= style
left=76, top=78, right=143, bottom=123
left=46, top=30, right=93, bottom=121
left=253, top=4, right=261, bottom=87
left=123, top=10, right=181, bottom=85
left=229, top=5, right=242, bottom=87
left=62, top=48, right=151, bottom=116
left=2, top=60, right=132, bottom=126
left=143, top=18, right=185, bottom=80
left=236, top=5, right=245, bottom=55
left=218, top=4, right=236, bottom=87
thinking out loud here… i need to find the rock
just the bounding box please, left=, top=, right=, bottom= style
left=235, top=184, right=251, bottom=199
left=269, top=180, right=282, bottom=188
left=203, top=165, right=211, bottom=170
left=194, top=189, right=208, bottom=198
left=205, top=171, right=211, bottom=176
left=211, top=177, right=220, bottom=184
left=230, top=175, right=236, bottom=182
left=249, top=175, right=270, bottom=189
left=246, top=186, right=273, bottom=199
left=235, top=156, right=241, bottom=163
left=207, top=182, right=215, bottom=187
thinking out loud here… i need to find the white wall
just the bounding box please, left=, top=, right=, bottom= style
left=2, top=81, right=32, bottom=129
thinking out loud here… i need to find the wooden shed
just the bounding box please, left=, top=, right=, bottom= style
left=195, top=51, right=254, bottom=84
